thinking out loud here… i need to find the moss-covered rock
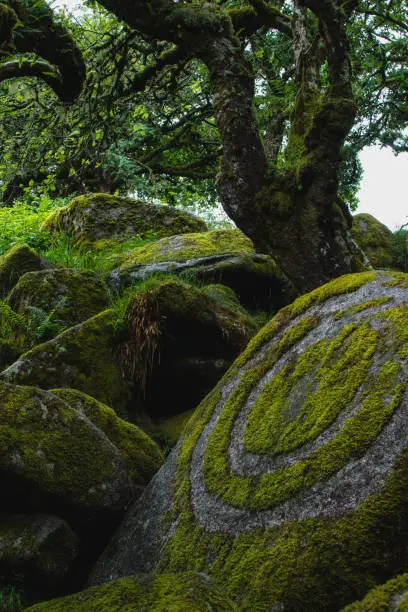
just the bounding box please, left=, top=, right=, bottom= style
left=341, top=573, right=408, bottom=611
left=0, top=383, right=132, bottom=528
left=0, top=244, right=52, bottom=299
left=120, top=229, right=254, bottom=266
left=42, top=193, right=207, bottom=246
left=0, top=310, right=130, bottom=415
left=154, top=408, right=197, bottom=447
left=25, top=572, right=237, bottom=611
left=91, top=270, right=408, bottom=610
left=118, top=278, right=257, bottom=418
left=110, top=252, right=293, bottom=312
left=352, top=213, right=394, bottom=269
left=7, top=268, right=109, bottom=340
left=49, top=388, right=164, bottom=487
left=0, top=514, right=79, bottom=603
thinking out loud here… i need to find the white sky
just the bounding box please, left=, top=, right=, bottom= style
left=356, top=147, right=408, bottom=230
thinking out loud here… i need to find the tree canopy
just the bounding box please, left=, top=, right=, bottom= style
left=0, top=0, right=406, bottom=291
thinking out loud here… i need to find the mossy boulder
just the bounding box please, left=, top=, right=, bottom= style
left=118, top=278, right=257, bottom=418
left=110, top=252, right=292, bottom=312
left=0, top=310, right=130, bottom=415
left=341, top=573, right=408, bottom=611
left=49, top=388, right=164, bottom=488
left=0, top=514, right=79, bottom=603
left=120, top=229, right=254, bottom=266
left=352, top=213, right=394, bottom=269
left=0, top=383, right=132, bottom=530
left=42, top=193, right=207, bottom=247
left=0, top=244, right=52, bottom=299
left=91, top=270, right=408, bottom=610
left=25, top=572, right=237, bottom=611
left=7, top=269, right=109, bottom=340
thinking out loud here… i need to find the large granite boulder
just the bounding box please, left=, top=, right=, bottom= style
left=0, top=244, right=52, bottom=299
left=352, top=213, right=394, bottom=269
left=42, top=193, right=207, bottom=247
left=341, top=573, right=408, bottom=611
left=0, top=310, right=130, bottom=415
left=7, top=269, right=109, bottom=340
left=118, top=278, right=257, bottom=419
left=0, top=514, right=79, bottom=603
left=91, top=270, right=408, bottom=610
left=25, top=572, right=237, bottom=611
left=109, top=230, right=293, bottom=311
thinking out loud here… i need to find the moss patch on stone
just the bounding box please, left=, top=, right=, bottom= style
left=0, top=310, right=130, bottom=415
left=341, top=573, right=408, bottom=611
left=0, top=300, right=28, bottom=368
left=25, top=572, right=237, bottom=611
left=120, top=229, right=254, bottom=267
left=42, top=193, right=207, bottom=247
left=352, top=213, right=394, bottom=269
left=49, top=388, right=163, bottom=486
left=7, top=268, right=109, bottom=339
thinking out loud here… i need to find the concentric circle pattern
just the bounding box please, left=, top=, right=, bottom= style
left=186, top=272, right=408, bottom=532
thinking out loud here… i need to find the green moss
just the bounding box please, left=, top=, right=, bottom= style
left=49, top=388, right=164, bottom=485
left=341, top=573, right=408, bottom=611
left=0, top=301, right=28, bottom=367
left=0, top=310, right=130, bottom=415
left=42, top=194, right=207, bottom=247
left=120, top=229, right=254, bottom=267
left=0, top=244, right=48, bottom=299
left=0, top=383, right=129, bottom=507
left=352, top=214, right=394, bottom=269
left=0, top=3, right=19, bottom=44
left=155, top=408, right=197, bottom=447
left=25, top=572, right=237, bottom=611
left=333, top=297, right=392, bottom=320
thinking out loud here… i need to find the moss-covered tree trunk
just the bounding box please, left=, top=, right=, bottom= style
left=99, top=0, right=366, bottom=293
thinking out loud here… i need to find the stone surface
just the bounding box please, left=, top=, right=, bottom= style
left=0, top=514, right=79, bottom=602
left=25, top=572, right=237, bottom=611
left=352, top=213, right=394, bottom=269
left=0, top=310, right=130, bottom=415
left=91, top=270, right=408, bottom=610
left=42, top=193, right=207, bottom=246
left=7, top=268, right=109, bottom=339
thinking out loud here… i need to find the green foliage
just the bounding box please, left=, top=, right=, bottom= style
left=392, top=228, right=408, bottom=272
left=0, top=195, right=67, bottom=256
left=0, top=585, right=22, bottom=612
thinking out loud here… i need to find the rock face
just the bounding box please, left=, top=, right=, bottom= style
left=0, top=244, right=52, bottom=299
left=7, top=268, right=109, bottom=339
left=0, top=310, right=130, bottom=415
left=91, top=270, right=408, bottom=610
left=25, top=572, right=237, bottom=611
left=117, top=278, right=257, bottom=418
left=42, top=193, right=207, bottom=246
left=0, top=383, right=132, bottom=528
left=341, top=573, right=408, bottom=611
left=352, top=213, right=394, bottom=268
left=49, top=388, right=164, bottom=487
left=0, top=514, right=80, bottom=602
